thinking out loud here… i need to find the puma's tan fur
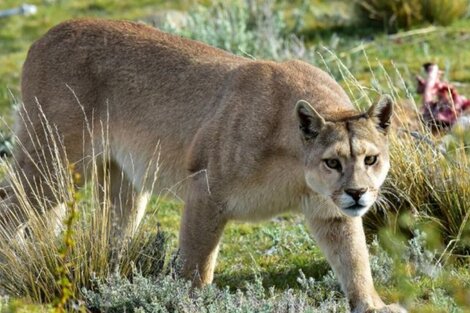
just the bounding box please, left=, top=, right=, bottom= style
left=1, top=19, right=406, bottom=312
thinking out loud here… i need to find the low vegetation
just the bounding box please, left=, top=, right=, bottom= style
left=0, top=0, right=469, bottom=312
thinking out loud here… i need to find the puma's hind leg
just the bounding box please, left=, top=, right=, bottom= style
left=100, top=159, right=150, bottom=243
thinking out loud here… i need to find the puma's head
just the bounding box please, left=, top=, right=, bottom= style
left=295, top=95, right=393, bottom=218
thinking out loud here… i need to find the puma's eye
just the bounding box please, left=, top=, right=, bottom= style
left=324, top=159, right=342, bottom=171
left=364, top=155, right=378, bottom=166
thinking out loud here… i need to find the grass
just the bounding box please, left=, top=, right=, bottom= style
left=0, top=0, right=469, bottom=312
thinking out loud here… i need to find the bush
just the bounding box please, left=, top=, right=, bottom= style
left=353, top=0, right=469, bottom=30
left=159, top=0, right=309, bottom=61
left=421, top=0, right=470, bottom=26
left=83, top=270, right=348, bottom=313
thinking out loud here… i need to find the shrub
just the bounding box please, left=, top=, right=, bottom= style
left=83, top=270, right=349, bottom=313
left=421, top=0, right=470, bottom=26
left=159, top=0, right=309, bottom=61
left=353, top=0, right=469, bottom=30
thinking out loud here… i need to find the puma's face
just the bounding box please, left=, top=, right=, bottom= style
left=295, top=95, right=393, bottom=218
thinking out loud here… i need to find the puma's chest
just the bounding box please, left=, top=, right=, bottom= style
left=224, top=164, right=305, bottom=221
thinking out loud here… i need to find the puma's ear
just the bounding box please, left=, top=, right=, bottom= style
left=367, top=95, right=394, bottom=133
left=295, top=100, right=325, bottom=141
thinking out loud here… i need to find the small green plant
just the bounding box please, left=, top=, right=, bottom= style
left=0, top=133, right=12, bottom=158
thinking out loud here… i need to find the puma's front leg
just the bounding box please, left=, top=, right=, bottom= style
left=178, top=177, right=227, bottom=287
left=307, top=216, right=405, bottom=313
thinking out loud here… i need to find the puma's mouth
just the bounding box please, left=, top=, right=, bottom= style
left=341, top=204, right=369, bottom=217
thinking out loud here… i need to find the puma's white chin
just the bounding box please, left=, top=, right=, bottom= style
left=341, top=204, right=370, bottom=217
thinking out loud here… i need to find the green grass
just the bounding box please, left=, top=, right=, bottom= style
left=1, top=0, right=470, bottom=312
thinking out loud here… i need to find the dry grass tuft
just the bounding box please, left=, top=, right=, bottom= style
left=0, top=113, right=167, bottom=307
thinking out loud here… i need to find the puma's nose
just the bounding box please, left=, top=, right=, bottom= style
left=345, top=188, right=367, bottom=202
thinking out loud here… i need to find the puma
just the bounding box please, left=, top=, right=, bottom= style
left=1, top=19, right=405, bottom=312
